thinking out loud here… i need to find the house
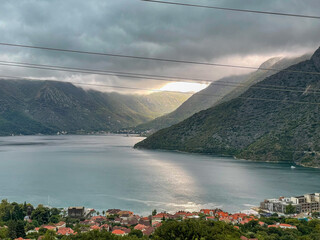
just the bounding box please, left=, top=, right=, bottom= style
left=279, top=223, right=297, bottom=229
left=200, top=209, right=215, bottom=216
left=100, top=224, right=110, bottom=231
left=268, top=224, right=279, bottom=228
left=112, top=229, right=126, bottom=236
left=114, top=217, right=121, bottom=224
left=152, top=222, right=162, bottom=228
left=90, top=225, right=101, bottom=231
left=41, top=225, right=56, bottom=231
left=142, top=226, right=155, bottom=236
left=152, top=213, right=172, bottom=224
left=268, top=223, right=297, bottom=229
left=106, top=209, right=121, bottom=216
left=57, top=227, right=74, bottom=236
left=91, top=216, right=107, bottom=223
left=118, top=211, right=133, bottom=217
left=134, top=224, right=148, bottom=231
left=55, top=221, right=66, bottom=229
left=68, top=207, right=85, bottom=218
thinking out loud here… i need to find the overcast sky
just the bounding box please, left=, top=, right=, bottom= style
left=0, top=0, right=319, bottom=93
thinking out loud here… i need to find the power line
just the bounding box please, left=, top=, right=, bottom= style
left=1, top=75, right=320, bottom=106
left=1, top=60, right=320, bottom=95
left=0, top=42, right=319, bottom=77
left=141, top=0, right=320, bottom=20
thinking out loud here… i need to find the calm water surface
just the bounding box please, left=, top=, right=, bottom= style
left=0, top=135, right=319, bottom=215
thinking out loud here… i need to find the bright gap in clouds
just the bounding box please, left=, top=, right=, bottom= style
left=159, top=82, right=209, bottom=93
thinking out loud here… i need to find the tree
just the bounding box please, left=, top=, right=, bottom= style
left=129, top=229, right=143, bottom=238
left=49, top=215, right=60, bottom=224
left=152, top=209, right=157, bottom=216
left=43, top=230, right=56, bottom=240
left=16, top=220, right=26, bottom=238
left=31, top=205, right=51, bottom=225
left=7, top=220, right=17, bottom=239
left=285, top=204, right=296, bottom=215
left=0, top=226, right=8, bottom=239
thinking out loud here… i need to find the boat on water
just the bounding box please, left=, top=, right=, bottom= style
left=291, top=166, right=296, bottom=169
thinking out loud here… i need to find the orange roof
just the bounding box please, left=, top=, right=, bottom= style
left=100, top=224, right=109, bottom=229
left=134, top=224, right=147, bottom=231
left=55, top=221, right=66, bottom=227
left=152, top=222, right=162, bottom=228
left=57, top=227, right=74, bottom=235
left=174, top=211, right=188, bottom=216
left=200, top=209, right=214, bottom=214
left=279, top=223, right=297, bottom=228
left=42, top=226, right=56, bottom=231
left=268, top=225, right=279, bottom=228
left=112, top=229, right=125, bottom=235
left=153, top=213, right=168, bottom=218
left=91, top=216, right=107, bottom=221
left=216, top=212, right=229, bottom=217
left=90, top=225, right=100, bottom=230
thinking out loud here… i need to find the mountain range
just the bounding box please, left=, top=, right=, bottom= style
left=135, top=54, right=311, bottom=133
left=135, top=47, right=320, bottom=168
left=0, top=79, right=190, bottom=136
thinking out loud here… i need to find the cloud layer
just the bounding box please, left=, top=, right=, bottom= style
left=0, top=0, right=319, bottom=92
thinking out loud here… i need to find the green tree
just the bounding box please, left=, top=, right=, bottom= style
left=49, top=215, right=60, bottom=224
left=43, top=230, right=56, bottom=240
left=0, top=227, right=8, bottom=239
left=7, top=220, right=17, bottom=239
left=129, top=229, right=143, bottom=238
left=285, top=204, right=296, bottom=214
left=16, top=220, right=26, bottom=238
left=152, top=209, right=157, bottom=216
left=31, top=205, right=51, bottom=225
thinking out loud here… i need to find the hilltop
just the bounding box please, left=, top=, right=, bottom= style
left=135, top=47, right=320, bottom=168
left=135, top=55, right=310, bottom=133
left=0, top=79, right=190, bottom=136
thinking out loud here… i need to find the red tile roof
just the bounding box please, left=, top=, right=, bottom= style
left=57, top=227, right=74, bottom=235
left=42, top=225, right=56, bottom=231
left=112, top=229, right=126, bottom=235
left=90, top=225, right=100, bottom=230
left=134, top=224, right=147, bottom=231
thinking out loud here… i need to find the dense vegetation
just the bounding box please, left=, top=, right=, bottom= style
left=1, top=200, right=320, bottom=239
left=135, top=47, right=320, bottom=168
left=135, top=55, right=310, bottom=132
left=0, top=79, right=190, bottom=136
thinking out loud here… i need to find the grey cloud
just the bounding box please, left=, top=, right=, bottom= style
left=0, top=0, right=319, bottom=92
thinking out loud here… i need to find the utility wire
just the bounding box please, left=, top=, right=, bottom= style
left=1, top=75, right=320, bottom=106
left=141, top=0, right=320, bottom=20
left=0, top=42, right=319, bottom=77
left=0, top=60, right=320, bottom=95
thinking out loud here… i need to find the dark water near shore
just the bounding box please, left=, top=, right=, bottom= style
left=0, top=135, right=319, bottom=215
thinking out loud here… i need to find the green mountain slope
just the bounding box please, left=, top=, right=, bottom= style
left=135, top=47, right=320, bottom=168
left=135, top=55, right=310, bottom=133
left=0, top=79, right=190, bottom=136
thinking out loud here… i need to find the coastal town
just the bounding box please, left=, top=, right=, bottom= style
left=1, top=193, right=320, bottom=240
